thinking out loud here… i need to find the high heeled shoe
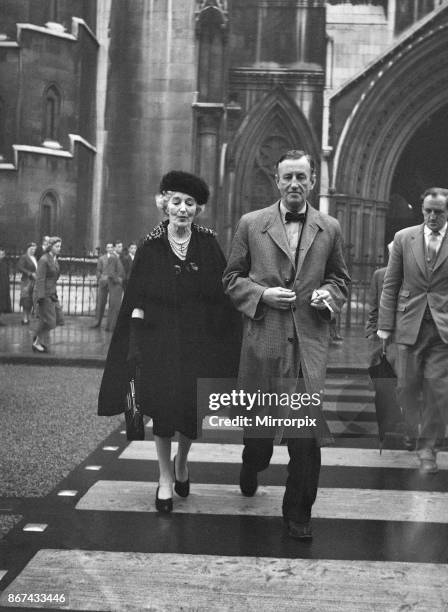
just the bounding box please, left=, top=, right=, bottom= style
left=32, top=339, right=47, bottom=353
left=155, top=486, right=173, bottom=514
left=173, top=454, right=190, bottom=498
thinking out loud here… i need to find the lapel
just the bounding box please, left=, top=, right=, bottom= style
left=432, top=227, right=448, bottom=273
left=263, top=202, right=295, bottom=267
left=295, top=205, right=322, bottom=277
left=409, top=225, right=427, bottom=277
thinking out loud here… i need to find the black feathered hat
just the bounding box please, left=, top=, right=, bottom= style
left=159, top=171, right=210, bottom=205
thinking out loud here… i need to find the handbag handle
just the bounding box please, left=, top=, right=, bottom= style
left=132, top=365, right=141, bottom=408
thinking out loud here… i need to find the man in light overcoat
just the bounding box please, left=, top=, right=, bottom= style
left=378, top=187, right=448, bottom=473
left=223, top=149, right=350, bottom=540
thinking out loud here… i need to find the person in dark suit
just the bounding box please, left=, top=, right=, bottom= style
left=0, top=246, right=12, bottom=325
left=91, top=242, right=125, bottom=331
left=32, top=236, right=62, bottom=352
left=366, top=243, right=417, bottom=450
left=121, top=242, right=137, bottom=290
left=223, top=149, right=350, bottom=540
left=17, top=242, right=38, bottom=324
left=378, top=187, right=448, bottom=473
left=98, top=171, right=240, bottom=514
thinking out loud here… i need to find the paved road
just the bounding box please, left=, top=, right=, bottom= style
left=1, top=373, right=447, bottom=610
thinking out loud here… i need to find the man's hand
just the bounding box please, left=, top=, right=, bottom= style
left=262, top=287, right=296, bottom=310
left=310, top=289, right=332, bottom=310
left=377, top=329, right=391, bottom=341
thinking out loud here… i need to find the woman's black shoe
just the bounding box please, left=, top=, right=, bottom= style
left=155, top=486, right=173, bottom=514
left=173, top=455, right=190, bottom=497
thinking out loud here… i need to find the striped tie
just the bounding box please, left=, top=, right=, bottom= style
left=426, top=231, right=439, bottom=264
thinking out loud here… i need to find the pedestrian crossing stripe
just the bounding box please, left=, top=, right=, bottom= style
left=1, top=550, right=447, bottom=611
left=75, top=481, right=448, bottom=523
left=118, top=441, right=448, bottom=470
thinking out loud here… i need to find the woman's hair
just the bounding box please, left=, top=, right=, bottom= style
left=27, top=242, right=37, bottom=249
left=45, top=236, right=62, bottom=252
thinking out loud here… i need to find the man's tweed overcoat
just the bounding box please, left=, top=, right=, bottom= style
left=223, top=202, right=350, bottom=445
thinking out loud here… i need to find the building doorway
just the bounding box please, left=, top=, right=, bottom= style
left=387, top=105, right=448, bottom=243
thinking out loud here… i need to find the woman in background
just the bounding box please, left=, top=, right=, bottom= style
left=0, top=246, right=12, bottom=326
left=17, top=242, right=38, bottom=325
left=33, top=237, right=62, bottom=353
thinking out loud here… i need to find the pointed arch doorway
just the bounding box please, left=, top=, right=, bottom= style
left=387, top=104, right=448, bottom=244
left=223, top=88, right=320, bottom=247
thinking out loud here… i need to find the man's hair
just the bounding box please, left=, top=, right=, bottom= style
left=113, top=240, right=123, bottom=247
left=128, top=242, right=137, bottom=248
left=421, top=187, right=448, bottom=204
left=275, top=150, right=316, bottom=176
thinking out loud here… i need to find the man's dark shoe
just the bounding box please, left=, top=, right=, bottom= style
left=239, top=464, right=258, bottom=496
left=284, top=519, right=313, bottom=541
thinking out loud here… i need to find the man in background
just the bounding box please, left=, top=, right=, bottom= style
left=92, top=242, right=124, bottom=331
left=378, top=187, right=448, bottom=473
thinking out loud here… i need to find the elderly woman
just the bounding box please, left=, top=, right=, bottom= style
left=32, top=236, right=62, bottom=352
left=17, top=242, right=38, bottom=325
left=99, top=171, right=240, bottom=513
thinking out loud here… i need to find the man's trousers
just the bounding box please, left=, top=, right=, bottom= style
left=242, top=436, right=321, bottom=523
left=396, top=318, right=448, bottom=451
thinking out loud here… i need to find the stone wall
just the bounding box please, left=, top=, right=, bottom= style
left=100, top=0, right=197, bottom=246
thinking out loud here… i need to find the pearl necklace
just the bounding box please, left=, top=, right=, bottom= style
left=168, top=227, right=191, bottom=260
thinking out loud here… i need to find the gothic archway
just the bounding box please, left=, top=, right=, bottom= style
left=333, top=17, right=448, bottom=203
left=227, top=87, right=320, bottom=231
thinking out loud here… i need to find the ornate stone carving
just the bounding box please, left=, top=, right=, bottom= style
left=195, top=0, right=228, bottom=34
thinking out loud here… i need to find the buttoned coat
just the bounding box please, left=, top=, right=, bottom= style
left=223, top=202, right=350, bottom=445
left=98, top=222, right=241, bottom=439
left=34, top=253, right=59, bottom=301
left=33, top=252, right=60, bottom=330
left=17, top=253, right=37, bottom=307
left=378, top=224, right=448, bottom=345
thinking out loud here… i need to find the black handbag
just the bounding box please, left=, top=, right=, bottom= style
left=124, top=367, right=145, bottom=441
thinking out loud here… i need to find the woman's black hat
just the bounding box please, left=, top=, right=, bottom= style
left=159, top=171, right=210, bottom=205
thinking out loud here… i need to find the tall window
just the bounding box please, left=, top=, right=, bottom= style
left=39, top=191, right=59, bottom=236
left=43, top=85, right=61, bottom=142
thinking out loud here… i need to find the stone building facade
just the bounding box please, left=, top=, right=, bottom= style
left=0, top=0, right=97, bottom=250
left=1, top=0, right=447, bottom=265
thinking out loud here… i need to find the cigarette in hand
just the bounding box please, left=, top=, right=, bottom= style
left=322, top=298, right=334, bottom=313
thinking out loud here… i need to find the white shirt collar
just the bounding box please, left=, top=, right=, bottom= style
left=424, top=222, right=447, bottom=238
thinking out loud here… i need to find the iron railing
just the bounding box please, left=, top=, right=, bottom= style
left=5, top=252, right=98, bottom=316
left=5, top=248, right=386, bottom=326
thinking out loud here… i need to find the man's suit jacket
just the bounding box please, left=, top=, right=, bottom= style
left=96, top=254, right=124, bottom=286
left=378, top=224, right=448, bottom=345
left=223, top=202, right=350, bottom=444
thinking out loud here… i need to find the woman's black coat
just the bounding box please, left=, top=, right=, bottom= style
left=98, top=221, right=241, bottom=438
